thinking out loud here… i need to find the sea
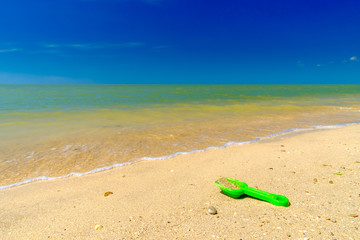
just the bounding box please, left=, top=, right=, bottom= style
left=1, top=84, right=360, bottom=189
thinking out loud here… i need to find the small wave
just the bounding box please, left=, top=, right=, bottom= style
left=140, top=139, right=258, bottom=161
left=0, top=162, right=134, bottom=190
left=0, top=121, right=359, bottom=190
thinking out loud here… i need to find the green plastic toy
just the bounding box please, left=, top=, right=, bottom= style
left=214, top=177, right=289, bottom=207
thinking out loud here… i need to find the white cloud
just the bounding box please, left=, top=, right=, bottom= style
left=69, top=44, right=90, bottom=49
left=350, top=56, right=358, bottom=61
left=72, top=42, right=145, bottom=49
left=44, top=44, right=60, bottom=48
left=42, top=42, right=145, bottom=50
left=0, top=48, right=21, bottom=53
left=0, top=72, right=95, bottom=84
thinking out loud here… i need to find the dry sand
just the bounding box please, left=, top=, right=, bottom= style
left=1, top=124, right=360, bottom=239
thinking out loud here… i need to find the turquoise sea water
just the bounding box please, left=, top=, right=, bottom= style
left=2, top=85, right=360, bottom=112
left=1, top=85, right=360, bottom=188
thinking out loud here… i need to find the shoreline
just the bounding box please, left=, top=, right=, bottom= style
left=1, top=121, right=359, bottom=190
left=2, top=84, right=360, bottom=189
left=1, top=123, right=359, bottom=239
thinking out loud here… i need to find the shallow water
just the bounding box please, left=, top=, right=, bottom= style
left=1, top=85, right=360, bottom=188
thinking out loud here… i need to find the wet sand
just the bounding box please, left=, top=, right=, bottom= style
left=0, top=124, right=359, bottom=239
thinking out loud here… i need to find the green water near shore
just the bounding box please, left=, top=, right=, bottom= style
left=1, top=85, right=360, bottom=187
left=2, top=85, right=360, bottom=112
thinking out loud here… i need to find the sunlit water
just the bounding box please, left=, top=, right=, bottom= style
left=1, top=85, right=360, bottom=188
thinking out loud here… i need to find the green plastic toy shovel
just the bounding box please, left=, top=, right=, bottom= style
left=214, top=177, right=289, bottom=207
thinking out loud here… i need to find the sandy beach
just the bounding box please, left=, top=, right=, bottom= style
left=1, top=124, right=359, bottom=239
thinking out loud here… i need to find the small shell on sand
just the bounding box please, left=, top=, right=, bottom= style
left=208, top=206, right=217, bottom=215
left=104, top=191, right=113, bottom=197
left=95, top=225, right=103, bottom=230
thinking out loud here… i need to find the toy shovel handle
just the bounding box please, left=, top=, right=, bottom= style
left=244, top=187, right=289, bottom=207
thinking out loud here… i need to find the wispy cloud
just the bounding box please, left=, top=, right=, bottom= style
left=343, top=56, right=359, bottom=63
left=68, top=44, right=92, bottom=49
left=42, top=42, right=145, bottom=50
left=44, top=44, right=60, bottom=48
left=0, top=72, right=95, bottom=84
left=350, top=56, right=358, bottom=61
left=0, top=48, right=21, bottom=53
left=0, top=41, right=148, bottom=56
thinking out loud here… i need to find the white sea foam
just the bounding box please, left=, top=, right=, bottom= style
left=0, top=162, right=134, bottom=190
left=140, top=139, right=257, bottom=161
left=0, top=121, right=358, bottom=190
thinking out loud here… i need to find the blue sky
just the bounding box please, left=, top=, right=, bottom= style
left=0, top=0, right=359, bottom=84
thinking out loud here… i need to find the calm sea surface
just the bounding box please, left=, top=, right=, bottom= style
left=1, top=85, right=360, bottom=188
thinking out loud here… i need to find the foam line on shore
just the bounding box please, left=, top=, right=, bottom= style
left=140, top=122, right=359, bottom=161
left=0, top=162, right=134, bottom=190
left=1, top=121, right=358, bottom=190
